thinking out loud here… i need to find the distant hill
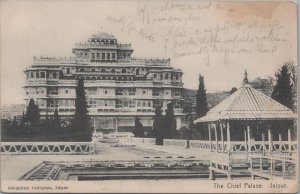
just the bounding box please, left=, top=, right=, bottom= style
left=182, top=88, right=230, bottom=114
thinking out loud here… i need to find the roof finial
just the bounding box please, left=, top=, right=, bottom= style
left=243, top=69, right=249, bottom=85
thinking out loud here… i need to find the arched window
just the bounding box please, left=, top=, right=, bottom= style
left=41, top=72, right=45, bottom=78
left=122, top=69, right=126, bottom=73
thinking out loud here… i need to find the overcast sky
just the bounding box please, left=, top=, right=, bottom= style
left=0, top=0, right=297, bottom=105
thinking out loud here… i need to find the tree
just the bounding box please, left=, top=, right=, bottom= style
left=73, top=78, right=91, bottom=134
left=196, top=74, right=208, bottom=118
left=153, top=106, right=164, bottom=145
left=164, top=102, right=177, bottom=139
left=133, top=117, right=144, bottom=137
left=271, top=62, right=296, bottom=111
left=25, top=99, right=40, bottom=127
left=53, top=108, right=61, bottom=131
left=230, top=87, right=238, bottom=95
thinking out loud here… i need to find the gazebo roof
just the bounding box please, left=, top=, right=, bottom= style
left=194, top=84, right=296, bottom=123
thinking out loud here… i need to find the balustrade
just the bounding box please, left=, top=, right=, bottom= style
left=1, top=142, right=95, bottom=155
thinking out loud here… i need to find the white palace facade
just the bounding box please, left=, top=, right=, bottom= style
left=24, top=33, right=185, bottom=131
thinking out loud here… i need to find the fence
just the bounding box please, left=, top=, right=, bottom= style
left=163, top=139, right=187, bottom=148
left=1, top=142, right=95, bottom=155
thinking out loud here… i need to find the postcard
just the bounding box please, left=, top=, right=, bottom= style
left=0, top=0, right=298, bottom=193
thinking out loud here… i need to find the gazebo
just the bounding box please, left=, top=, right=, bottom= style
left=193, top=74, right=297, bottom=179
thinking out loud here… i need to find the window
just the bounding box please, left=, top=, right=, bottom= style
left=122, top=69, right=126, bottom=73
left=91, top=53, right=95, bottom=59
left=101, top=69, right=106, bottom=73
left=111, top=69, right=115, bottom=73
left=91, top=69, right=95, bottom=72
left=165, top=73, right=169, bottom=79
left=153, top=74, right=157, bottom=79
left=65, top=90, right=69, bottom=94
left=107, top=53, right=110, bottom=59
left=112, top=53, right=116, bottom=59
left=53, top=72, right=57, bottom=79
left=102, top=53, right=105, bottom=59
left=67, top=68, right=70, bottom=74
left=41, top=72, right=45, bottom=78
left=104, top=90, right=108, bottom=94
left=80, top=68, right=84, bottom=72
left=143, top=90, right=146, bottom=95
left=175, top=74, right=179, bottom=80
left=36, top=72, right=39, bottom=78
left=97, top=53, right=100, bottom=59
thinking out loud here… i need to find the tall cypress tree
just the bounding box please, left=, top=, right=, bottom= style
left=196, top=74, right=208, bottom=118
left=153, top=106, right=164, bottom=145
left=25, top=99, right=40, bottom=126
left=133, top=117, right=144, bottom=137
left=53, top=108, right=61, bottom=130
left=164, top=102, right=177, bottom=139
left=271, top=62, right=296, bottom=111
left=73, top=78, right=90, bottom=132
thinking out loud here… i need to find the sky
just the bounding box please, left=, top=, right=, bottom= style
left=0, top=0, right=297, bottom=105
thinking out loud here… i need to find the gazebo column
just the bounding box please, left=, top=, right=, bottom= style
left=279, top=133, right=282, bottom=152
left=262, top=133, right=265, bottom=155
left=244, top=129, right=247, bottom=155
left=247, top=125, right=251, bottom=153
left=220, top=123, right=224, bottom=153
left=214, top=124, right=218, bottom=152
left=226, top=122, right=231, bottom=152
left=268, top=128, right=272, bottom=153
left=208, top=124, right=212, bottom=152
left=288, top=129, right=292, bottom=153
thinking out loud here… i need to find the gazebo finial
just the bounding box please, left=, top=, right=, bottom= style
left=243, top=69, right=249, bottom=85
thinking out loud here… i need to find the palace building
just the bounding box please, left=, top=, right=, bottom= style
left=24, top=33, right=185, bottom=131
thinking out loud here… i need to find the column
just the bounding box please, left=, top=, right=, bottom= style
left=220, top=123, right=224, bottom=153
left=279, top=133, right=282, bottom=152
left=247, top=125, right=251, bottom=153
left=226, top=122, right=231, bottom=152
left=262, top=133, right=265, bottom=155
left=268, top=128, right=272, bottom=153
left=244, top=129, right=247, bottom=154
left=208, top=124, right=212, bottom=152
left=214, top=124, right=218, bottom=152
left=288, top=129, right=291, bottom=153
